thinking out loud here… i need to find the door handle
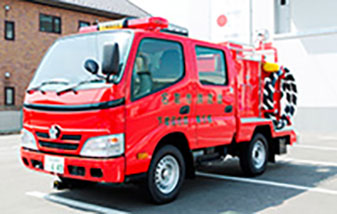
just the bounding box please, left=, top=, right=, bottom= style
left=225, top=105, right=233, bottom=113
left=179, top=105, right=190, bottom=115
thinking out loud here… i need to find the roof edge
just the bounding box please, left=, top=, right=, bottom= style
left=125, top=0, right=152, bottom=17
left=23, top=0, right=145, bottom=19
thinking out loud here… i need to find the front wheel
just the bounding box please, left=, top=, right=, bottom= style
left=240, top=133, right=269, bottom=177
left=145, top=145, right=185, bottom=204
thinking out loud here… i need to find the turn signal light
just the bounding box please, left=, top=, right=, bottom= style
left=137, top=152, right=149, bottom=160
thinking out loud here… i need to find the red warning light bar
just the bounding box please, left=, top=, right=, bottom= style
left=79, top=25, right=99, bottom=34
left=127, top=17, right=169, bottom=30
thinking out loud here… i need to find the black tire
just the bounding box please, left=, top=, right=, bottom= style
left=58, top=177, right=95, bottom=189
left=145, top=145, right=185, bottom=204
left=263, top=68, right=297, bottom=130
left=239, top=133, right=269, bottom=177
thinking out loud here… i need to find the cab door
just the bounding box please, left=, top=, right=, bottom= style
left=124, top=34, right=196, bottom=175
left=193, top=44, right=236, bottom=148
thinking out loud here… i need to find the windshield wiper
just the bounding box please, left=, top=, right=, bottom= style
left=27, top=79, right=70, bottom=94
left=56, top=78, right=104, bottom=96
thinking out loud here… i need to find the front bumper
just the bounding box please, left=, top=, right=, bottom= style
left=20, top=147, right=125, bottom=183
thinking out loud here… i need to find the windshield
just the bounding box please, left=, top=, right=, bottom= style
left=28, top=30, right=133, bottom=91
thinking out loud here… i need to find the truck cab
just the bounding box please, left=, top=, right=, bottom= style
left=20, top=17, right=297, bottom=204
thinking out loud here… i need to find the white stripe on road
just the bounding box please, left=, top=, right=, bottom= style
left=26, top=191, right=47, bottom=198
left=279, top=157, right=337, bottom=167
left=294, top=144, right=337, bottom=152
left=197, top=172, right=337, bottom=196
left=26, top=191, right=129, bottom=214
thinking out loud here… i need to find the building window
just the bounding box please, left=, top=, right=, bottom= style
left=4, top=87, right=15, bottom=106
left=132, top=38, right=185, bottom=100
left=92, top=20, right=99, bottom=25
left=274, top=0, right=291, bottom=33
left=40, top=14, right=61, bottom=34
left=4, top=21, right=15, bottom=40
left=78, top=21, right=90, bottom=29
left=195, top=46, right=227, bottom=86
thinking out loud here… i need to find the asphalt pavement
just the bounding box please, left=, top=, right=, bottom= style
left=1, top=132, right=337, bottom=214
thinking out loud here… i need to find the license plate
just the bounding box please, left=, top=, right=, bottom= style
left=44, top=155, right=64, bottom=174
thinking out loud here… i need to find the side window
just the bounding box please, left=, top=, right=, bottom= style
left=195, top=46, right=227, bottom=86
left=132, top=38, right=184, bottom=100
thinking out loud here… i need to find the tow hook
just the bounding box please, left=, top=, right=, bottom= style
left=53, top=180, right=69, bottom=190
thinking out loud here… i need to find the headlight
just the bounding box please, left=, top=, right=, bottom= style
left=80, top=134, right=124, bottom=157
left=21, top=129, right=38, bottom=150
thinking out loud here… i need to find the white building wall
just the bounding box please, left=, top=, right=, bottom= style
left=273, top=0, right=337, bottom=107
left=130, top=0, right=212, bottom=41
left=275, top=35, right=337, bottom=107
left=226, top=0, right=337, bottom=108
left=130, top=0, right=337, bottom=108
left=252, top=0, right=274, bottom=40
left=210, top=0, right=250, bottom=43
left=130, top=0, right=336, bottom=132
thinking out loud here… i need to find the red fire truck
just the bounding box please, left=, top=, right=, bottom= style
left=20, top=17, right=297, bottom=204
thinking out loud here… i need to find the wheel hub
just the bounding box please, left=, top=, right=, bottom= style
left=155, top=155, right=180, bottom=194
left=252, top=140, right=266, bottom=169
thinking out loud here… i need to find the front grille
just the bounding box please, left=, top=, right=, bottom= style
left=36, top=132, right=49, bottom=138
left=61, top=134, right=82, bottom=141
left=39, top=140, right=79, bottom=150
left=36, top=132, right=81, bottom=141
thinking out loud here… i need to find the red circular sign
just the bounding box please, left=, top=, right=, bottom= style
left=217, top=15, right=227, bottom=27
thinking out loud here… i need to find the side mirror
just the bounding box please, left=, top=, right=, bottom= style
left=84, top=59, right=99, bottom=75
left=102, top=43, right=120, bottom=75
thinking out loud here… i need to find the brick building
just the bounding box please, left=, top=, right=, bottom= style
left=0, top=0, right=149, bottom=112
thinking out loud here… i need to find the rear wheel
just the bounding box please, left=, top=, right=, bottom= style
left=240, top=133, right=269, bottom=176
left=145, top=145, right=185, bottom=204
